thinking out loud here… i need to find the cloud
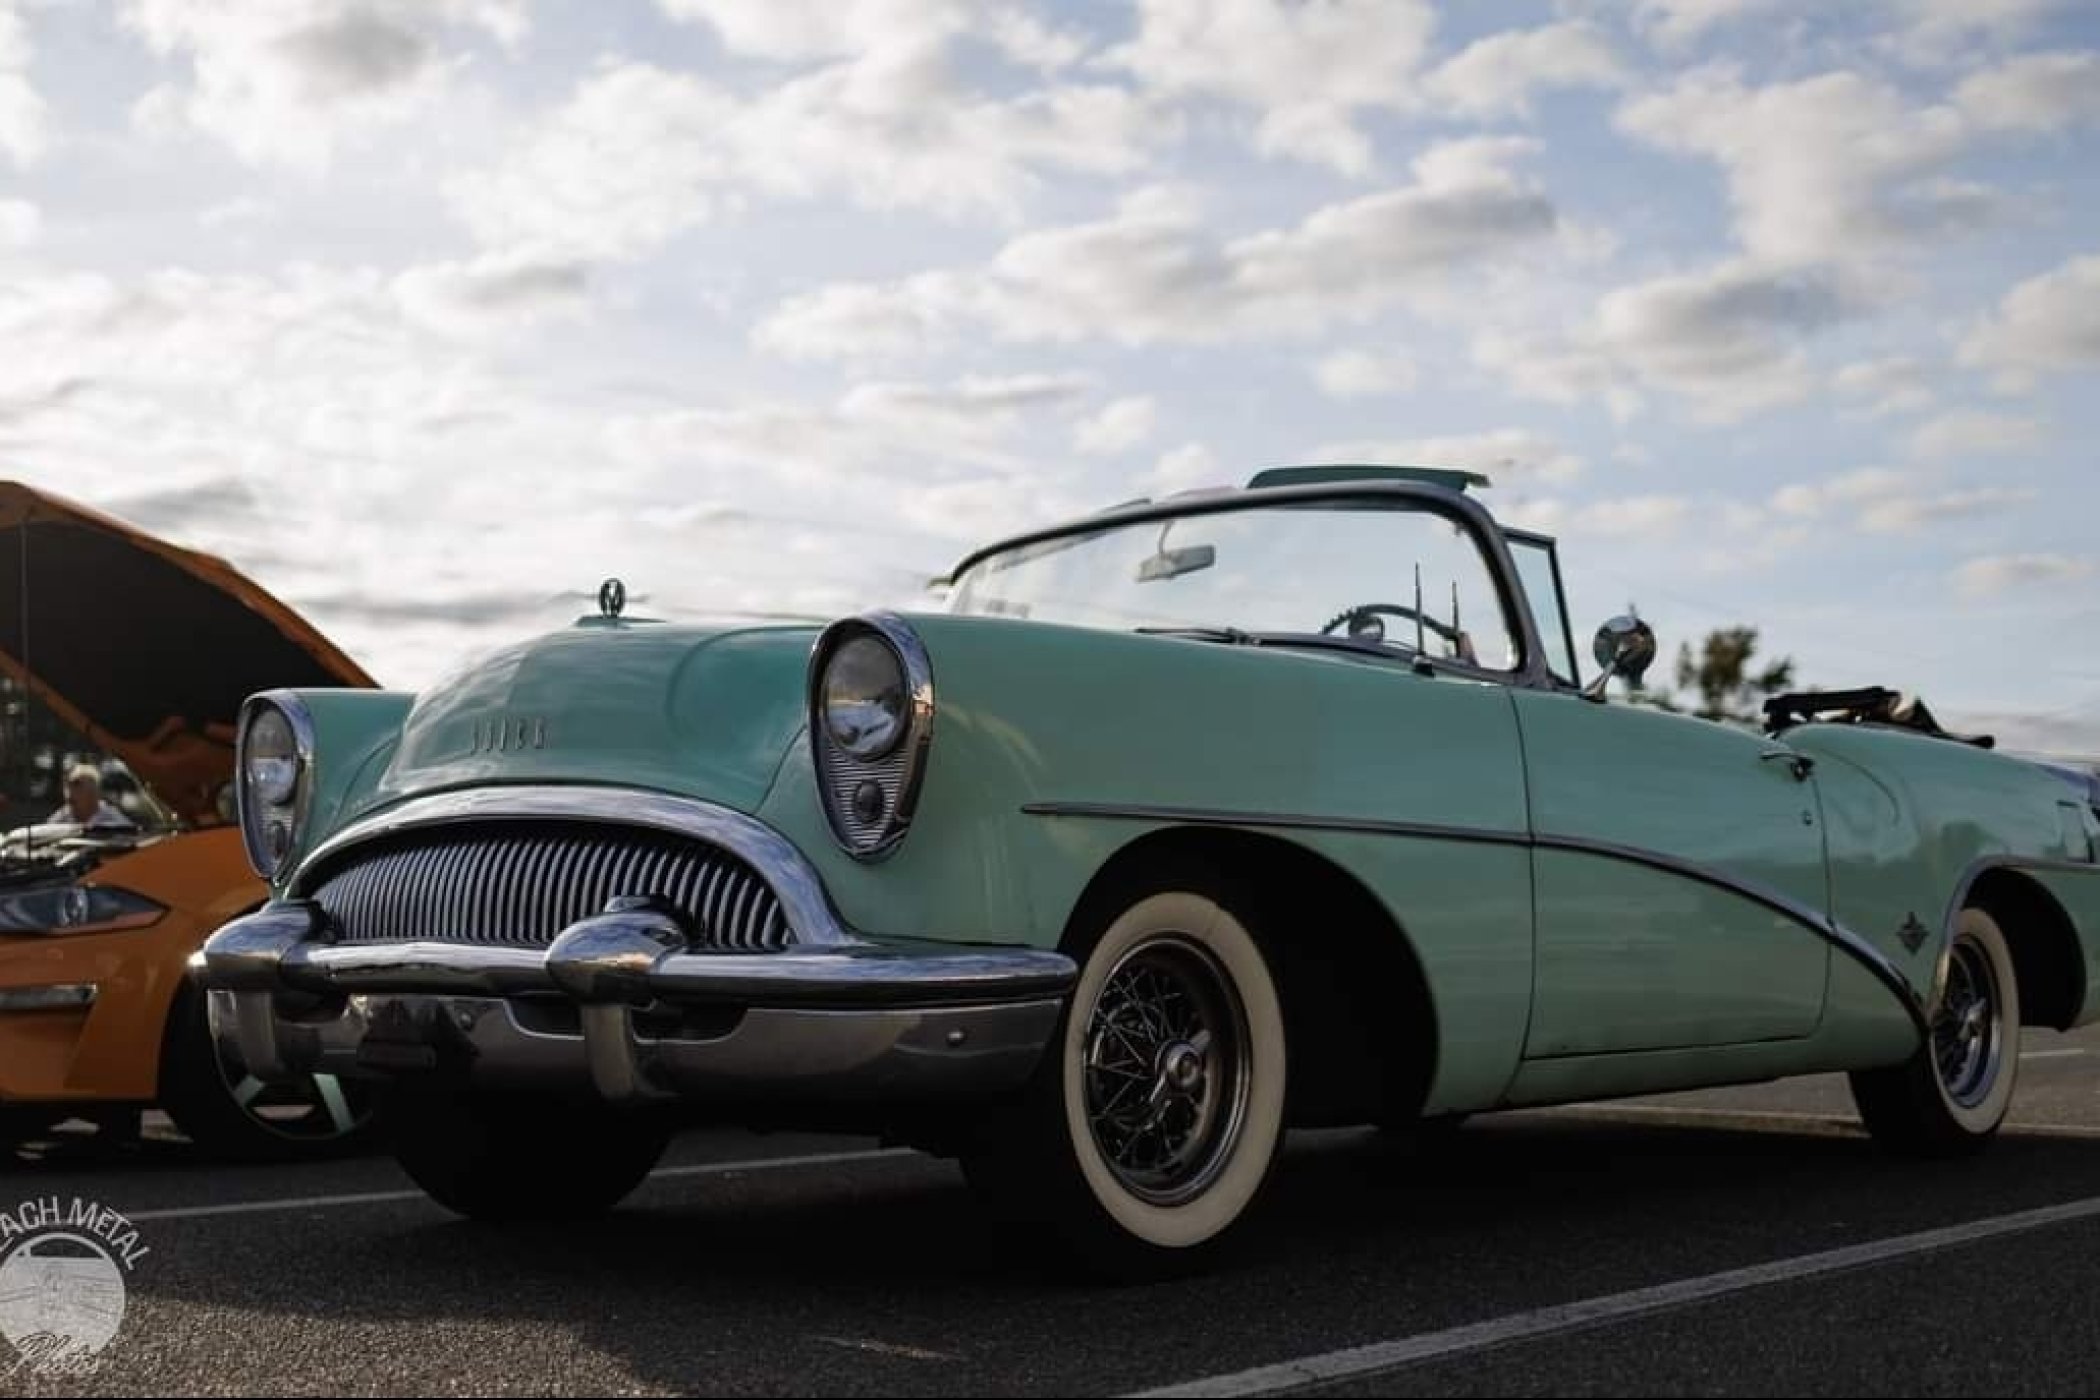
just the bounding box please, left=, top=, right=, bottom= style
left=1960, top=254, right=2100, bottom=388
left=121, top=0, right=526, bottom=170
left=1148, top=441, right=1222, bottom=495
left=1957, top=51, right=2100, bottom=132
left=1616, top=67, right=1983, bottom=266
left=1469, top=327, right=1640, bottom=421
left=1632, top=0, right=1791, bottom=47
left=659, top=0, right=956, bottom=60
left=0, top=0, right=47, bottom=167
left=1908, top=410, right=2046, bottom=458
left=0, top=196, right=35, bottom=248
left=0, top=255, right=1123, bottom=680
left=452, top=50, right=1159, bottom=262
left=1309, top=428, right=1585, bottom=486
left=1833, top=356, right=1934, bottom=417
left=94, top=474, right=267, bottom=536
left=838, top=372, right=1093, bottom=448
left=1074, top=395, right=1158, bottom=455
left=391, top=254, right=594, bottom=334
left=1106, top=7, right=1620, bottom=171
left=1772, top=467, right=2035, bottom=532
left=1889, top=0, right=2077, bottom=64
left=1105, top=0, right=1435, bottom=176
left=1594, top=258, right=1859, bottom=419
left=1954, top=553, right=2095, bottom=598
left=1313, top=350, right=1417, bottom=399
left=755, top=142, right=1559, bottom=357
left=1502, top=493, right=1694, bottom=538
left=1423, top=21, right=1625, bottom=120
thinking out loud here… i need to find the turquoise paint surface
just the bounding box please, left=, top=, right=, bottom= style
left=1513, top=692, right=1832, bottom=1055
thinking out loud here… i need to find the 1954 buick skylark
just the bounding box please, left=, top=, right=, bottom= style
left=200, top=465, right=2100, bottom=1274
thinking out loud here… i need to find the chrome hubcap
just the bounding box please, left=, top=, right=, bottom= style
left=1933, top=936, right=2004, bottom=1110
left=214, top=1045, right=372, bottom=1142
left=1083, top=936, right=1251, bottom=1206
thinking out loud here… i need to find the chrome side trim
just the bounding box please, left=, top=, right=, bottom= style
left=291, top=787, right=853, bottom=948
left=0, top=983, right=98, bottom=1013
left=808, top=612, right=937, bottom=862
left=1022, top=799, right=1931, bottom=1037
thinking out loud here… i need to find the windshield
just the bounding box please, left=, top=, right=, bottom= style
left=949, top=498, right=1520, bottom=671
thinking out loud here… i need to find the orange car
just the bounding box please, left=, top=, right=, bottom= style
left=0, top=480, right=379, bottom=1158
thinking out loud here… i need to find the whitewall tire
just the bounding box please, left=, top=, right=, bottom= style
left=1851, top=906, right=2021, bottom=1156
left=965, top=885, right=1288, bottom=1277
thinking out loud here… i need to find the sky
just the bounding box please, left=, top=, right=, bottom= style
left=1, top=0, right=2097, bottom=755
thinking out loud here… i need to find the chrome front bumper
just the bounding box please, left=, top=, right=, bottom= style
left=200, top=900, right=1075, bottom=1107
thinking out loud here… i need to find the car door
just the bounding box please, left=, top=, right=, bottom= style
left=1512, top=689, right=1832, bottom=1057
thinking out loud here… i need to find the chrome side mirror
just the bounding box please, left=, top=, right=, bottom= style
left=1584, top=615, right=1657, bottom=701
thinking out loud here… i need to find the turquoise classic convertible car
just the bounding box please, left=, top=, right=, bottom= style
left=200, top=465, right=2100, bottom=1274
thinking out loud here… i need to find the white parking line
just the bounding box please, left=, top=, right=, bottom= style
left=123, top=1148, right=907, bottom=1226
left=1132, top=1194, right=2100, bottom=1398
left=2022, top=1048, right=2087, bottom=1061
left=1550, top=1103, right=2100, bottom=1139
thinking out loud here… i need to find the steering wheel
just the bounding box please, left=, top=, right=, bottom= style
left=1319, top=603, right=1475, bottom=663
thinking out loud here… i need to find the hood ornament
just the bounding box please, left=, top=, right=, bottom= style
left=598, top=578, right=627, bottom=620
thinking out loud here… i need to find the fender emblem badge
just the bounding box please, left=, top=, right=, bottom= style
left=1897, top=914, right=1930, bottom=953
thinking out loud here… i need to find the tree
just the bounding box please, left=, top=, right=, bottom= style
left=1673, top=625, right=1798, bottom=726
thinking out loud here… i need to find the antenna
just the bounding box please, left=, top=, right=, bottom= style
left=16, top=517, right=30, bottom=859
left=1413, top=563, right=1425, bottom=657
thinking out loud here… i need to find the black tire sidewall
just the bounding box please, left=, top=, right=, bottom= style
left=391, top=1091, right=672, bottom=1222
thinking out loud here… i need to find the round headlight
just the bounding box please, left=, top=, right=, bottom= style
left=244, top=706, right=301, bottom=807
left=821, top=635, right=908, bottom=760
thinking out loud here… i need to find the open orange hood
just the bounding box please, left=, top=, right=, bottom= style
left=1, top=480, right=374, bottom=826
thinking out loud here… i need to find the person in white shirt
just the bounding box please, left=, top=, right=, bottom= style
left=47, top=765, right=137, bottom=831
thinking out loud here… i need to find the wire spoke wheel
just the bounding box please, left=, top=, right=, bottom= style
left=1082, top=935, right=1252, bottom=1207
left=212, top=1042, right=375, bottom=1144
left=1930, top=934, right=2005, bottom=1110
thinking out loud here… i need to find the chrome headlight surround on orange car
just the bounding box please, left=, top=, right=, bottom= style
left=237, top=691, right=316, bottom=881
left=808, top=614, right=935, bottom=861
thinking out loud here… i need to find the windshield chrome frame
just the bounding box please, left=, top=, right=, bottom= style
left=944, top=482, right=1559, bottom=692
left=1501, top=526, right=1583, bottom=693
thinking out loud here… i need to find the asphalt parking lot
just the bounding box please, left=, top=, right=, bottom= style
left=8, top=1026, right=2100, bottom=1397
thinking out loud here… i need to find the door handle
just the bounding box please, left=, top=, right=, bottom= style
left=1760, top=749, right=1815, bottom=781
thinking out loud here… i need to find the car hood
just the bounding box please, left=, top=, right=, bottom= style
left=368, top=619, right=819, bottom=818
left=0, top=480, right=374, bottom=825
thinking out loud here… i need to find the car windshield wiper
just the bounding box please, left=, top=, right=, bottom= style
left=1242, top=632, right=1434, bottom=672
left=1134, top=626, right=1433, bottom=672
left=1133, top=626, right=1256, bottom=645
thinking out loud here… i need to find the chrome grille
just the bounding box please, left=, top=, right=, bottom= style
left=310, top=826, right=792, bottom=952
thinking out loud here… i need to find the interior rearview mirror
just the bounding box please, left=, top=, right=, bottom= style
left=1584, top=615, right=1657, bottom=701
left=1136, top=544, right=1217, bottom=583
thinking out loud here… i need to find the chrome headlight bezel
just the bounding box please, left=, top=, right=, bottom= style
left=236, top=691, right=316, bottom=881
left=808, top=614, right=935, bottom=861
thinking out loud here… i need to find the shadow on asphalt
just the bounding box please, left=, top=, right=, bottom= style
left=66, top=1114, right=2100, bottom=1396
